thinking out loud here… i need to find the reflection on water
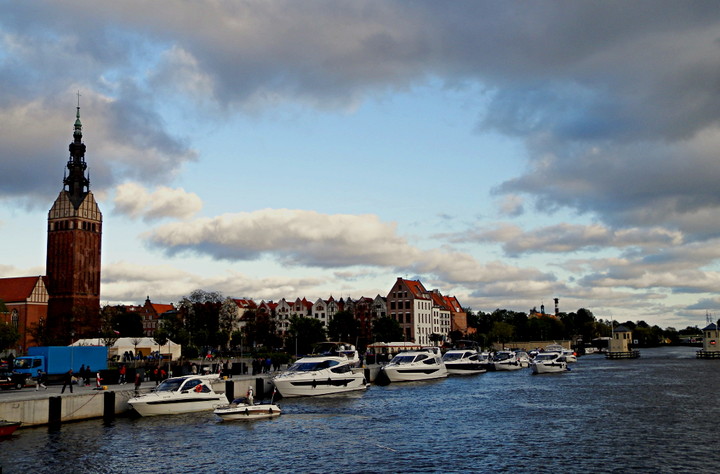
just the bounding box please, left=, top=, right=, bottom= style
left=2, top=346, right=718, bottom=473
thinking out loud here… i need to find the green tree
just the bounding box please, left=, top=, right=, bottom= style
left=0, top=321, right=19, bottom=354
left=287, top=316, right=326, bottom=356
left=242, top=309, right=280, bottom=349
left=489, top=321, right=515, bottom=346
left=327, top=310, right=359, bottom=342
left=371, top=316, right=403, bottom=343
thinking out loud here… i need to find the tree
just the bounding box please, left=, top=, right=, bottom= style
left=489, top=321, right=514, bottom=346
left=287, top=316, right=326, bottom=356
left=0, top=321, right=19, bottom=354
left=242, top=309, right=280, bottom=349
left=327, top=310, right=359, bottom=342
left=371, top=316, right=403, bottom=343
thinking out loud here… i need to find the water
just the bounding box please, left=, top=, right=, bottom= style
left=2, top=346, right=719, bottom=473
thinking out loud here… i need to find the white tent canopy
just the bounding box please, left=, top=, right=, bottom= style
left=70, top=337, right=181, bottom=360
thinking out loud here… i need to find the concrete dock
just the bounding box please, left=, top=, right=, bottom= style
left=0, top=374, right=274, bottom=428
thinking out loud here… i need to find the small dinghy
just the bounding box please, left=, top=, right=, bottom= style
left=214, top=387, right=281, bottom=421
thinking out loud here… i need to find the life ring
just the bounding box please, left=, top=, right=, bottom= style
left=194, top=384, right=203, bottom=393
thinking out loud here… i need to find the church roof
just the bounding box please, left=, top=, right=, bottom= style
left=0, top=276, right=44, bottom=303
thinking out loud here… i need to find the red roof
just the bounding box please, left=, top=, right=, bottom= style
left=152, top=303, right=175, bottom=314
left=233, top=299, right=257, bottom=309
left=403, top=279, right=430, bottom=299
left=0, top=276, right=43, bottom=303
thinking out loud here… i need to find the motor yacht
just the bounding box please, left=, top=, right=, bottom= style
left=530, top=351, right=568, bottom=374
left=515, top=350, right=531, bottom=368
left=128, top=374, right=226, bottom=416
left=442, top=348, right=487, bottom=375
left=272, top=355, right=368, bottom=397
left=380, top=347, right=448, bottom=382
left=492, top=350, right=524, bottom=371
left=311, top=342, right=361, bottom=367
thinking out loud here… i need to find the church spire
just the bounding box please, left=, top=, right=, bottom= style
left=64, top=92, right=90, bottom=209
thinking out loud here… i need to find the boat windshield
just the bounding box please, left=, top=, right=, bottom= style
left=494, top=352, right=513, bottom=361
left=390, top=355, right=417, bottom=365
left=287, top=360, right=340, bottom=372
left=442, top=352, right=464, bottom=362
left=535, top=353, right=558, bottom=361
left=155, top=378, right=185, bottom=392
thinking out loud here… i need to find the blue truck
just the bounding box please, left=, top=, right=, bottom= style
left=13, top=346, right=108, bottom=380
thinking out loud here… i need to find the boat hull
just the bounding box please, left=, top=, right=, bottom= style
left=381, top=365, right=448, bottom=382
left=445, top=363, right=487, bottom=375
left=0, top=421, right=21, bottom=436
left=128, top=393, right=226, bottom=417
left=273, top=372, right=368, bottom=397
left=493, top=362, right=523, bottom=371
left=531, top=362, right=568, bottom=374
left=214, top=404, right=281, bottom=420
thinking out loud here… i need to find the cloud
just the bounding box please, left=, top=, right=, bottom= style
left=113, top=182, right=202, bottom=221
left=144, top=209, right=419, bottom=267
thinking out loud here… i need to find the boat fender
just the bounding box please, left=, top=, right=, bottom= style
left=268, top=408, right=273, bottom=414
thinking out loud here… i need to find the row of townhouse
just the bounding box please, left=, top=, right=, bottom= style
left=227, top=277, right=469, bottom=347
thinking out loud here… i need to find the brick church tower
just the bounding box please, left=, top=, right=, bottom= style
left=46, top=103, right=102, bottom=343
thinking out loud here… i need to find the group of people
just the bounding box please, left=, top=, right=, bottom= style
left=251, top=357, right=280, bottom=374
left=60, top=365, right=103, bottom=393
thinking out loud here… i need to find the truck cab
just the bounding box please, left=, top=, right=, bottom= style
left=13, top=356, right=44, bottom=378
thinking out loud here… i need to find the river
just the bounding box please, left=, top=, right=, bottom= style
left=1, top=346, right=717, bottom=473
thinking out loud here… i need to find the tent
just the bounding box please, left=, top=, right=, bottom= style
left=71, top=337, right=181, bottom=360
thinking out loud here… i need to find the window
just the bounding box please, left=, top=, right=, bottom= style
left=11, top=310, right=19, bottom=329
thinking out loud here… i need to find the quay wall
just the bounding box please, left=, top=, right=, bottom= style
left=0, top=375, right=274, bottom=427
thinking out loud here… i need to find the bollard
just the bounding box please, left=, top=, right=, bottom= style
left=225, top=380, right=234, bottom=402
left=103, top=391, right=116, bottom=421
left=255, top=378, right=264, bottom=399
left=48, top=396, right=62, bottom=426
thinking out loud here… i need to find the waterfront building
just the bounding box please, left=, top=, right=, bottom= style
left=697, top=322, right=720, bottom=359
left=46, top=104, right=102, bottom=344
left=386, top=277, right=434, bottom=345
left=607, top=324, right=640, bottom=359
left=229, top=298, right=257, bottom=333
left=123, top=297, right=175, bottom=337
left=429, top=290, right=452, bottom=342
left=0, top=276, right=49, bottom=353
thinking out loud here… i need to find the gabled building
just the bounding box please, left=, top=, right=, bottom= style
left=230, top=298, right=257, bottom=332
left=0, top=276, right=49, bottom=353
left=430, top=290, right=452, bottom=342
left=386, top=277, right=434, bottom=345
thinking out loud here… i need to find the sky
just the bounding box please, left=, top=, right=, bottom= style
left=2, top=1, right=720, bottom=330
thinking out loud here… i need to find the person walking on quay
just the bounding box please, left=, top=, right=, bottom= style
left=118, top=364, right=127, bottom=384
left=227, top=359, right=232, bottom=378
left=61, top=369, right=73, bottom=394
left=84, top=366, right=92, bottom=387
left=95, top=369, right=103, bottom=389
left=134, top=371, right=142, bottom=396
left=35, top=369, right=47, bottom=391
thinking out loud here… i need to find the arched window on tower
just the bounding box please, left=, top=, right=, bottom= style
left=11, top=309, right=19, bottom=328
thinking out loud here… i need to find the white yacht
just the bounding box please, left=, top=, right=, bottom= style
left=492, top=350, right=524, bottom=371
left=272, top=355, right=368, bottom=397
left=312, top=342, right=361, bottom=367
left=544, top=344, right=577, bottom=363
left=530, top=352, right=568, bottom=374
left=442, top=348, right=487, bottom=375
left=515, top=350, right=531, bottom=368
left=128, top=374, right=226, bottom=417
left=380, top=347, right=448, bottom=382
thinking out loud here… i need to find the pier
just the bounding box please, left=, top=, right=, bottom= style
left=0, top=374, right=274, bottom=427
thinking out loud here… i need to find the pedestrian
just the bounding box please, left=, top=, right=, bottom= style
left=134, top=371, right=142, bottom=396
left=265, top=357, right=272, bottom=373
left=191, top=362, right=198, bottom=375
left=61, top=369, right=73, bottom=394
left=79, top=364, right=85, bottom=384
left=227, top=359, right=233, bottom=378
left=35, top=368, right=47, bottom=391
left=251, top=358, right=258, bottom=375
left=96, top=369, right=103, bottom=389
left=246, top=386, right=254, bottom=406
left=153, top=366, right=159, bottom=385
left=118, top=364, right=127, bottom=384
left=84, top=366, right=92, bottom=386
